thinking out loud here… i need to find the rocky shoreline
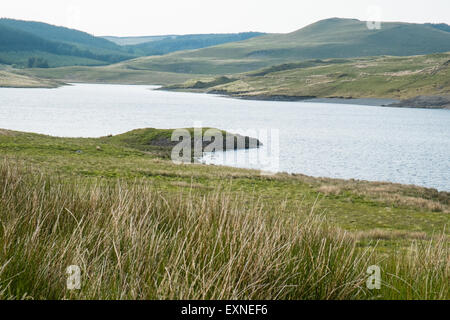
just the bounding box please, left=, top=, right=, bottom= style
left=386, top=95, right=450, bottom=109
left=204, top=89, right=450, bottom=109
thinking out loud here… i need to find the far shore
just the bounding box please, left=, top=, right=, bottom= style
left=159, top=86, right=450, bottom=109
left=2, top=78, right=449, bottom=109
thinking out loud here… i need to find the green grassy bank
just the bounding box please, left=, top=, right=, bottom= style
left=0, top=128, right=448, bottom=299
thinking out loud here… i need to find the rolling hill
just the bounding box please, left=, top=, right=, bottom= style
left=0, top=18, right=122, bottom=51
left=103, top=35, right=178, bottom=45
left=0, top=18, right=136, bottom=67
left=118, top=18, right=450, bottom=75
left=15, top=18, right=450, bottom=88
left=0, top=18, right=265, bottom=68
left=104, top=33, right=265, bottom=54
left=123, top=32, right=265, bottom=56
left=163, top=52, right=450, bottom=101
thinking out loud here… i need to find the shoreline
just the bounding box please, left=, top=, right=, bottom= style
left=2, top=79, right=449, bottom=109
left=200, top=153, right=450, bottom=193
left=204, top=91, right=450, bottom=109
left=0, top=70, right=66, bottom=89
left=1, top=126, right=448, bottom=193
left=162, top=87, right=450, bottom=109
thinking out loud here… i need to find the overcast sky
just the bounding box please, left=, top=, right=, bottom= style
left=1, top=0, right=450, bottom=36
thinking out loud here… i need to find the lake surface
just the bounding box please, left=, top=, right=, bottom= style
left=0, top=83, right=449, bottom=191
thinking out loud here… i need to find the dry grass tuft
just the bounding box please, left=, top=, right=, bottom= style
left=312, top=179, right=449, bottom=213
left=318, top=185, right=343, bottom=196
left=352, top=229, right=429, bottom=241
left=0, top=160, right=448, bottom=300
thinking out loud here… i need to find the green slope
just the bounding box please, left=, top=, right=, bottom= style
left=18, top=63, right=211, bottom=85
left=0, top=18, right=121, bottom=51
left=104, top=33, right=266, bottom=55
left=120, top=18, right=450, bottom=75
left=103, top=35, right=176, bottom=45
left=0, top=19, right=265, bottom=69
left=16, top=18, right=450, bottom=85
left=426, top=23, right=450, bottom=33
left=0, top=128, right=448, bottom=300
left=127, top=32, right=265, bottom=56
left=164, top=52, right=450, bottom=100
left=0, top=19, right=136, bottom=67
left=0, top=70, right=63, bottom=88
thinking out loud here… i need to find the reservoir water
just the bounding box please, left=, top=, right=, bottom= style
left=0, top=83, right=449, bottom=191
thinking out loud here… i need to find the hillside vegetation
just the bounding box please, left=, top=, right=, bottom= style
left=0, top=18, right=122, bottom=51
left=125, top=32, right=265, bottom=56
left=164, top=52, right=450, bottom=100
left=0, top=128, right=448, bottom=299
left=0, top=70, right=63, bottom=88
left=17, top=18, right=450, bottom=87
left=103, top=35, right=176, bottom=46
left=103, top=33, right=265, bottom=47
left=116, top=18, right=450, bottom=75
left=15, top=63, right=208, bottom=85
left=0, top=19, right=135, bottom=67
left=0, top=19, right=265, bottom=69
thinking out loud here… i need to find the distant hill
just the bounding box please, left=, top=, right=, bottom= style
left=164, top=52, right=450, bottom=101
left=0, top=19, right=121, bottom=51
left=0, top=19, right=135, bottom=67
left=426, top=23, right=450, bottom=33
left=103, top=32, right=265, bottom=56
left=119, top=18, right=450, bottom=75
left=102, top=35, right=178, bottom=46
left=0, top=19, right=265, bottom=68
left=0, top=23, right=57, bottom=52
left=126, top=33, right=265, bottom=56
left=0, top=24, right=101, bottom=67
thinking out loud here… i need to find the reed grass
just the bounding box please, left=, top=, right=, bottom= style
left=0, top=160, right=448, bottom=300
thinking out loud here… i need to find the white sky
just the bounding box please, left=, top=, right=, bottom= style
left=1, top=0, right=450, bottom=36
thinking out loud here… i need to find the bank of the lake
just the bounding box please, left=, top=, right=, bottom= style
left=1, top=83, right=449, bottom=191
left=0, top=70, right=64, bottom=88
left=162, top=52, right=450, bottom=109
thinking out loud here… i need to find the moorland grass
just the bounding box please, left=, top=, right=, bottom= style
left=0, top=160, right=447, bottom=300
left=0, top=129, right=448, bottom=299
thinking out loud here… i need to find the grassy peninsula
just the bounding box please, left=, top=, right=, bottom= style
left=0, top=70, right=63, bottom=88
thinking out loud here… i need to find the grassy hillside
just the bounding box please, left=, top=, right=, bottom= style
left=0, top=128, right=448, bottom=299
left=103, top=35, right=176, bottom=45
left=0, top=50, right=109, bottom=68
left=0, top=19, right=135, bottom=67
left=106, top=33, right=265, bottom=55
left=17, top=63, right=210, bottom=85
left=15, top=18, right=450, bottom=85
left=0, top=18, right=121, bottom=51
left=127, top=32, right=265, bottom=56
left=0, top=19, right=265, bottom=69
left=164, top=52, right=450, bottom=100
left=0, top=70, right=63, bottom=88
left=426, top=23, right=450, bottom=33
left=117, top=18, right=450, bottom=75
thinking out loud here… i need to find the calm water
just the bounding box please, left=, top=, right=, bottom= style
left=0, top=83, right=449, bottom=191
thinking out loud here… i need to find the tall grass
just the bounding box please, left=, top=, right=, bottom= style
left=0, top=160, right=448, bottom=300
